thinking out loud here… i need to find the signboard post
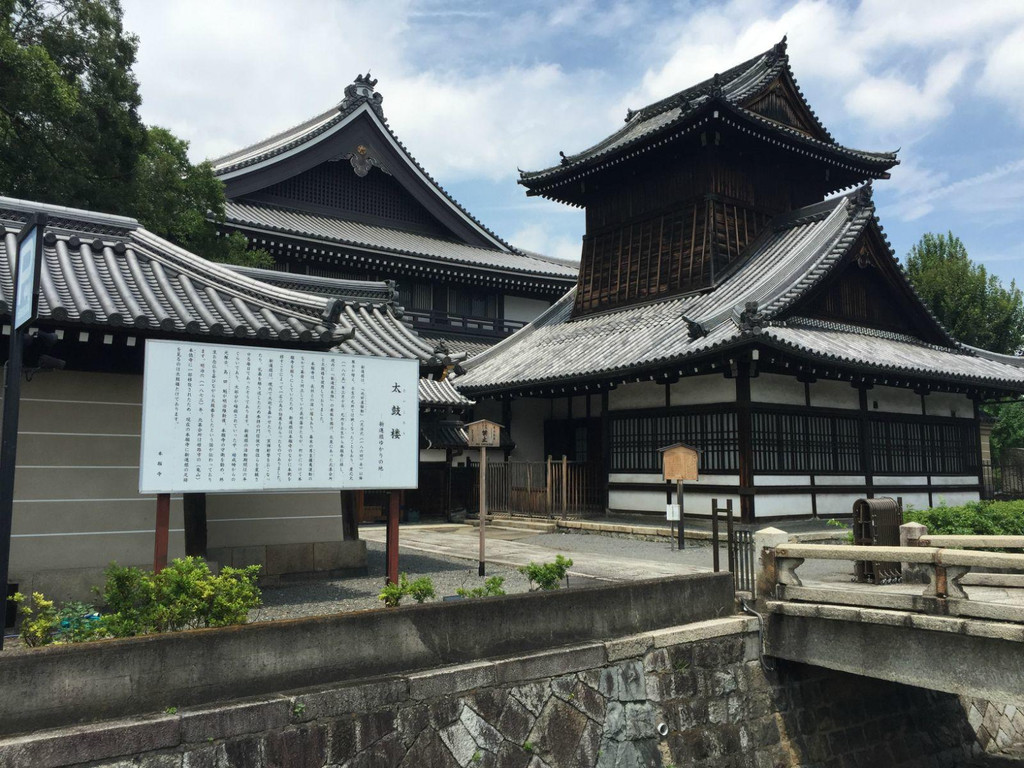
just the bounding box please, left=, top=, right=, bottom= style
left=139, top=340, right=419, bottom=574
left=0, top=214, right=45, bottom=650
left=658, top=444, right=700, bottom=551
left=466, top=420, right=502, bottom=577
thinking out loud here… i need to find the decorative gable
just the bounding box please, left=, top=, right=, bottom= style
left=785, top=228, right=952, bottom=346
left=742, top=73, right=830, bottom=141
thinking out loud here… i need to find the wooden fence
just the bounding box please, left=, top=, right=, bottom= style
left=484, top=457, right=602, bottom=518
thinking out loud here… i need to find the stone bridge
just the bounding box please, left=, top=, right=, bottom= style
left=761, top=540, right=1024, bottom=703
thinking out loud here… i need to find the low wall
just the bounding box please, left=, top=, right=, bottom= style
left=0, top=573, right=733, bottom=736
left=0, top=616, right=988, bottom=768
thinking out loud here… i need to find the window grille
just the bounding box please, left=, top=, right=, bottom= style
left=609, top=410, right=738, bottom=473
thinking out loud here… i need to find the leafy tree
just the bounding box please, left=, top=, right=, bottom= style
left=132, top=127, right=272, bottom=267
left=905, top=232, right=1024, bottom=461
left=905, top=231, right=1024, bottom=355
left=0, top=0, right=270, bottom=268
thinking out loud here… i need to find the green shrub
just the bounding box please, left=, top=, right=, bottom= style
left=379, top=573, right=408, bottom=607
left=518, top=555, right=573, bottom=590
left=11, top=592, right=58, bottom=647
left=406, top=576, right=436, bottom=604
left=54, top=601, right=105, bottom=643
left=100, top=557, right=261, bottom=636
left=905, top=500, right=1024, bottom=537
left=457, top=576, right=507, bottom=599
left=378, top=573, right=437, bottom=606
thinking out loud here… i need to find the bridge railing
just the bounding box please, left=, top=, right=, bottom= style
left=772, top=543, right=1024, bottom=600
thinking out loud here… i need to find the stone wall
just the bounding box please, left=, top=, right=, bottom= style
left=967, top=697, right=1024, bottom=759
left=0, top=616, right=992, bottom=768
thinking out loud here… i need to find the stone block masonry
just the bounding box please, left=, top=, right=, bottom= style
left=0, top=616, right=990, bottom=768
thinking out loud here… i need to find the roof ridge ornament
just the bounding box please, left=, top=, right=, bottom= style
left=736, top=301, right=766, bottom=335
left=854, top=181, right=874, bottom=208
left=342, top=72, right=384, bottom=117
left=710, top=72, right=723, bottom=98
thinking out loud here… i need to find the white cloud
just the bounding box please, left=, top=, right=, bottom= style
left=509, top=222, right=582, bottom=264
left=844, top=52, right=971, bottom=131
left=979, top=24, right=1024, bottom=121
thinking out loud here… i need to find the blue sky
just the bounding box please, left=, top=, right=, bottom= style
left=123, top=0, right=1024, bottom=286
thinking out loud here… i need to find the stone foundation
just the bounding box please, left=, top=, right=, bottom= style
left=0, top=616, right=996, bottom=768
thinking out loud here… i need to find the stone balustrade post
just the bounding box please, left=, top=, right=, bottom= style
left=900, top=521, right=929, bottom=584
left=753, top=526, right=790, bottom=599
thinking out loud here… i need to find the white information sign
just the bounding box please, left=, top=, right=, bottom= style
left=139, top=340, right=419, bottom=494
left=14, top=227, right=38, bottom=330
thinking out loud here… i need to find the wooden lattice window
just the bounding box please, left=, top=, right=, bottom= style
left=609, top=410, right=738, bottom=473
left=870, top=418, right=978, bottom=475
left=751, top=411, right=862, bottom=473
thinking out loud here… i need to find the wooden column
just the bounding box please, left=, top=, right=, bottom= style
left=735, top=359, right=755, bottom=523
left=386, top=490, right=400, bottom=585
left=601, top=390, right=611, bottom=515
left=857, top=384, right=875, bottom=498
left=183, top=493, right=207, bottom=557
left=340, top=490, right=359, bottom=541
left=478, top=446, right=488, bottom=576
left=154, top=493, right=170, bottom=572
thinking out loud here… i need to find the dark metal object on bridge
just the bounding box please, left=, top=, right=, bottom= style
left=711, top=498, right=755, bottom=593
left=853, top=497, right=903, bottom=583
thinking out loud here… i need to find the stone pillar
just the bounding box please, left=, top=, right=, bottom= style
left=900, top=522, right=928, bottom=584
left=753, top=526, right=790, bottom=599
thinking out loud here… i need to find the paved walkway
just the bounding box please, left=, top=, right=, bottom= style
left=359, top=523, right=717, bottom=582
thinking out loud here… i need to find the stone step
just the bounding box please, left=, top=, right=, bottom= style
left=467, top=517, right=557, bottom=533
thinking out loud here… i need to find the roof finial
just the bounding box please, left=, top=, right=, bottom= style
left=342, top=72, right=384, bottom=117
left=711, top=72, right=723, bottom=98
left=775, top=35, right=788, bottom=56
left=854, top=181, right=874, bottom=207
left=624, top=108, right=636, bottom=123
left=559, top=151, right=569, bottom=166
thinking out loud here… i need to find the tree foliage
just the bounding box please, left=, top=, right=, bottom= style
left=905, top=231, right=1024, bottom=355
left=0, top=0, right=270, bottom=267
left=905, top=232, right=1024, bottom=461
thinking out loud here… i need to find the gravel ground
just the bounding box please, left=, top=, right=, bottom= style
left=250, top=539, right=592, bottom=623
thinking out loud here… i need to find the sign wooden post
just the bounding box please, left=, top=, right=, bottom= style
left=658, top=444, right=700, bottom=552
left=466, top=420, right=502, bottom=577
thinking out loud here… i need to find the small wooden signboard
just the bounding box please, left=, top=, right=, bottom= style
left=658, top=443, right=700, bottom=550
left=465, top=419, right=503, bottom=577
left=466, top=419, right=502, bottom=448
left=659, top=443, right=699, bottom=482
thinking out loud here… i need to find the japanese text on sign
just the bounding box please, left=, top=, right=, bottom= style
left=139, top=340, right=418, bottom=493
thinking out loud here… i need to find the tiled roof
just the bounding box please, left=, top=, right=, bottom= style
left=418, top=378, right=474, bottom=409
left=209, top=78, right=512, bottom=253
left=223, top=200, right=578, bottom=281
left=0, top=197, right=350, bottom=346
left=520, top=38, right=897, bottom=190
left=416, top=333, right=496, bottom=359
left=454, top=189, right=1024, bottom=394
left=227, top=265, right=396, bottom=303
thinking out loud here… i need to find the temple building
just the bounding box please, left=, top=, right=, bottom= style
left=208, top=74, right=577, bottom=355
left=453, top=39, right=1024, bottom=522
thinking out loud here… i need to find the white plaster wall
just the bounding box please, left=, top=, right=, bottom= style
left=670, top=375, right=735, bottom=405
left=504, top=295, right=552, bottom=324
left=473, top=399, right=503, bottom=422
left=931, top=476, right=979, bottom=486
left=750, top=373, right=805, bottom=406
left=755, top=494, right=814, bottom=518
left=867, top=385, right=923, bottom=415
left=609, top=381, right=666, bottom=410
left=897, top=492, right=931, bottom=510
left=874, top=476, right=929, bottom=486
left=550, top=398, right=569, bottom=420
left=814, top=493, right=868, bottom=517
left=510, top=397, right=550, bottom=462
left=755, top=475, right=810, bottom=486
left=420, top=448, right=447, bottom=463
left=571, top=395, right=589, bottom=417
left=930, top=491, right=980, bottom=506
left=813, top=475, right=866, bottom=486
left=809, top=379, right=859, bottom=410
left=609, top=473, right=740, bottom=486
left=609, top=488, right=740, bottom=516
left=925, top=393, right=973, bottom=418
